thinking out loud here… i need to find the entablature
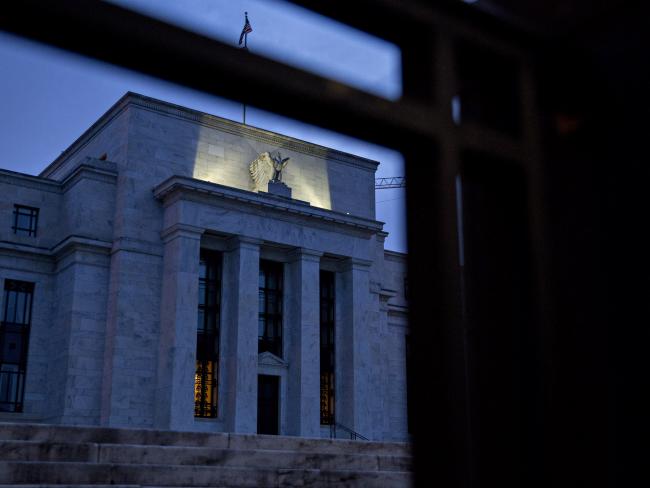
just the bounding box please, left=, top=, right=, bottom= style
left=153, top=175, right=384, bottom=238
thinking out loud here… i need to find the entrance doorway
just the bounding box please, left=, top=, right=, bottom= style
left=257, top=374, right=279, bottom=435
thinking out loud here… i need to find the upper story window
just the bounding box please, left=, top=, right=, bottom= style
left=12, top=205, right=39, bottom=237
left=1, top=279, right=35, bottom=412
left=258, top=260, right=283, bottom=357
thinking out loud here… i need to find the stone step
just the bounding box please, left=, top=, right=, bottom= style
left=0, top=440, right=411, bottom=472
left=0, top=461, right=412, bottom=488
left=0, top=423, right=410, bottom=457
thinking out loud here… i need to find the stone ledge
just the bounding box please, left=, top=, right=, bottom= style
left=153, top=175, right=385, bottom=236
left=0, top=422, right=411, bottom=456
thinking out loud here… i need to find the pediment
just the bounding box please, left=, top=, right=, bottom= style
left=258, top=351, right=288, bottom=368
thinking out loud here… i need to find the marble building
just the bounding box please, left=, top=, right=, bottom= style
left=0, top=93, right=409, bottom=441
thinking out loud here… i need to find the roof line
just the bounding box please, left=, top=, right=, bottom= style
left=40, top=91, right=380, bottom=178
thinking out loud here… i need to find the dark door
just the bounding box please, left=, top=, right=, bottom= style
left=257, top=375, right=279, bottom=435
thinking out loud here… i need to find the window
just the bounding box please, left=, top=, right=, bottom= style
left=0, top=280, right=34, bottom=412
left=258, top=260, right=283, bottom=357
left=194, top=250, right=222, bottom=418
left=320, top=270, right=336, bottom=425
left=12, top=205, right=39, bottom=237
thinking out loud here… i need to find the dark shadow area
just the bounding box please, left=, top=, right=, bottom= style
left=460, top=153, right=540, bottom=486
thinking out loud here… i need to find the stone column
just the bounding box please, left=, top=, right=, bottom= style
left=154, top=223, right=202, bottom=431
left=221, top=236, right=260, bottom=433
left=286, top=248, right=322, bottom=437
left=337, top=258, right=373, bottom=439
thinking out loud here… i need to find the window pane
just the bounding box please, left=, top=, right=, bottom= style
left=258, top=318, right=265, bottom=337
left=1, top=332, right=23, bottom=364
left=5, top=291, right=16, bottom=323
left=197, top=310, right=205, bottom=330
left=267, top=271, right=277, bottom=290
left=15, top=292, right=26, bottom=324
left=198, top=283, right=206, bottom=306
left=16, top=213, right=32, bottom=229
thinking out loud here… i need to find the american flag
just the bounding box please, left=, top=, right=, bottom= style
left=238, top=13, right=253, bottom=45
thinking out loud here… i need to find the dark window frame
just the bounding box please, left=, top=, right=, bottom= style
left=0, top=279, right=35, bottom=413
left=320, top=270, right=336, bottom=425
left=258, top=260, right=283, bottom=357
left=12, top=205, right=39, bottom=237
left=194, top=249, right=222, bottom=418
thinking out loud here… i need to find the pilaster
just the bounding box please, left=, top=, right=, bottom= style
left=221, top=236, right=261, bottom=433
left=154, top=224, right=203, bottom=430
left=338, top=257, right=373, bottom=438
left=286, top=248, right=322, bottom=437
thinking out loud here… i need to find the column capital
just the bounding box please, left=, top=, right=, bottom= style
left=226, top=235, right=262, bottom=252
left=288, top=247, right=323, bottom=263
left=160, top=223, right=203, bottom=243
left=343, top=257, right=373, bottom=271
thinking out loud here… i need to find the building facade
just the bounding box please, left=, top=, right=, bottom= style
left=0, top=93, right=409, bottom=441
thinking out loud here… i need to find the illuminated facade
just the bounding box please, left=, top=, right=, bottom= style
left=0, top=93, right=409, bottom=441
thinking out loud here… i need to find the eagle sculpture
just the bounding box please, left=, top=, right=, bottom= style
left=249, top=151, right=290, bottom=192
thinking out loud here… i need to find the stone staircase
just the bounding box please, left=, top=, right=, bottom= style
left=0, top=422, right=412, bottom=487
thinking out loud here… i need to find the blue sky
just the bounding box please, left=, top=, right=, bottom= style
left=0, top=0, right=406, bottom=252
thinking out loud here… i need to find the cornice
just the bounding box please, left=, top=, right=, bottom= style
left=61, top=160, right=118, bottom=193
left=153, top=176, right=384, bottom=237
left=51, top=235, right=113, bottom=260
left=0, top=241, right=53, bottom=264
left=1, top=159, right=117, bottom=194
left=384, top=249, right=408, bottom=261
left=0, top=169, right=61, bottom=194
left=0, top=236, right=112, bottom=263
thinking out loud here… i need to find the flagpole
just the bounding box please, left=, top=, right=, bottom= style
left=241, top=12, right=250, bottom=124
left=242, top=27, right=247, bottom=125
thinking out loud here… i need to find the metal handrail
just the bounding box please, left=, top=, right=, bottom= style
left=329, top=421, right=369, bottom=441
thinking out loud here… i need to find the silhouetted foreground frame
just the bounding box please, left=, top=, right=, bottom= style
left=3, top=1, right=629, bottom=486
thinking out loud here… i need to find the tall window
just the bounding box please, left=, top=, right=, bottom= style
left=195, top=250, right=222, bottom=418
left=1, top=280, right=34, bottom=412
left=258, top=260, right=283, bottom=357
left=320, top=270, right=335, bottom=425
left=12, top=205, right=39, bottom=237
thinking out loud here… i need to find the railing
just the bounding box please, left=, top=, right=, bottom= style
left=329, top=422, right=369, bottom=441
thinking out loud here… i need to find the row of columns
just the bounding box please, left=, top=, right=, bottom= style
left=154, top=224, right=372, bottom=437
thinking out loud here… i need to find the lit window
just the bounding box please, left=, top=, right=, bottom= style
left=194, top=250, right=222, bottom=418
left=1, top=280, right=34, bottom=412
left=12, top=205, right=39, bottom=237
left=320, top=270, right=335, bottom=425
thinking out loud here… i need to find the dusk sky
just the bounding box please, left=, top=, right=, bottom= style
left=0, top=0, right=406, bottom=252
